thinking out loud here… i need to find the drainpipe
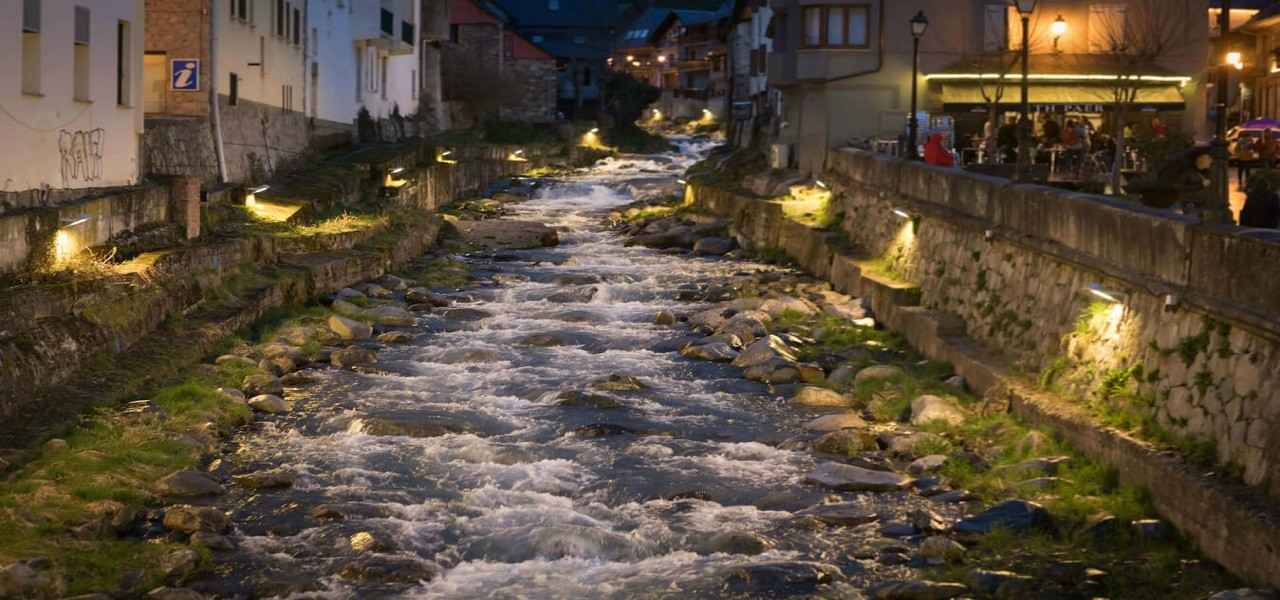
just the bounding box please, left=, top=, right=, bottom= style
left=209, top=0, right=229, bottom=183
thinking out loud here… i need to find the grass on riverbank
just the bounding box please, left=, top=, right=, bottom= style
left=765, top=305, right=1242, bottom=598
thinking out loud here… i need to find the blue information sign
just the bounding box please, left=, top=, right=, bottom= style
left=171, top=59, right=200, bottom=92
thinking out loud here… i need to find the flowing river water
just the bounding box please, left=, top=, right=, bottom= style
left=203, top=142, right=953, bottom=599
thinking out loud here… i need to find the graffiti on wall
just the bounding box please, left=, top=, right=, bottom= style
left=58, top=128, right=105, bottom=185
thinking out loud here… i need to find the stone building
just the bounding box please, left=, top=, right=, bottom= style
left=442, top=0, right=558, bottom=124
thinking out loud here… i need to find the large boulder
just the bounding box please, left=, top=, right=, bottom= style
left=247, top=394, right=290, bottom=414
left=792, top=387, right=850, bottom=407
left=453, top=218, right=559, bottom=250
left=910, top=395, right=966, bottom=427
left=693, top=237, right=736, bottom=256
left=716, top=311, right=770, bottom=345
left=242, top=372, right=283, bottom=397
left=742, top=359, right=802, bottom=384
left=328, top=315, right=372, bottom=341
left=357, top=418, right=466, bottom=438
left=854, top=365, right=905, bottom=385
left=812, top=430, right=878, bottom=455
left=331, top=347, right=377, bottom=369
left=867, top=580, right=968, bottom=600
left=163, top=505, right=230, bottom=534
left=365, top=305, right=416, bottom=326
left=800, top=502, right=878, bottom=527
left=802, top=413, right=868, bottom=432
left=733, top=336, right=798, bottom=369
left=951, top=500, right=1054, bottom=538
left=155, top=470, right=224, bottom=497
left=679, top=342, right=738, bottom=362
left=804, top=461, right=912, bottom=492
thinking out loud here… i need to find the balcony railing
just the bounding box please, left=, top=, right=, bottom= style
left=402, top=21, right=415, bottom=45
left=381, top=8, right=394, bottom=37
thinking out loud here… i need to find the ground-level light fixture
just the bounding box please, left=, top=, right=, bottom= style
left=246, top=185, right=270, bottom=206
left=626, top=55, right=635, bottom=61
left=389, top=167, right=406, bottom=175
left=892, top=208, right=913, bottom=219
left=437, top=149, right=457, bottom=164
left=60, top=214, right=91, bottom=229
left=250, top=185, right=270, bottom=194
left=1085, top=283, right=1125, bottom=304
left=815, top=180, right=828, bottom=189
left=677, top=179, right=688, bottom=185
left=1164, top=293, right=1181, bottom=311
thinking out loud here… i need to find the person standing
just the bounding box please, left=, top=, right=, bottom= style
left=1043, top=116, right=1061, bottom=147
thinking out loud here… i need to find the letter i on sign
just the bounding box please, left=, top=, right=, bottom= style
left=171, top=59, right=201, bottom=92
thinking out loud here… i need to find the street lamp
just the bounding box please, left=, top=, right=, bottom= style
left=907, top=10, right=929, bottom=161
left=1012, top=0, right=1037, bottom=180
left=1051, top=15, right=1067, bottom=52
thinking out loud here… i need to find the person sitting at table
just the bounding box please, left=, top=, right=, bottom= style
left=923, top=133, right=955, bottom=167
left=997, top=116, right=1018, bottom=164
left=1255, top=129, right=1278, bottom=167
left=1061, top=119, right=1082, bottom=171
left=1241, top=171, right=1280, bottom=229
left=1042, top=116, right=1061, bottom=147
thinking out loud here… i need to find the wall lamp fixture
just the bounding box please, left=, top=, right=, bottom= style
left=60, top=214, right=91, bottom=229
left=1085, top=283, right=1125, bottom=304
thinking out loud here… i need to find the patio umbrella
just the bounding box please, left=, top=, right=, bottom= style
left=1241, top=118, right=1280, bottom=130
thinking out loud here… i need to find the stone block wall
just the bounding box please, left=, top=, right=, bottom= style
left=818, top=149, right=1280, bottom=500
left=442, top=23, right=557, bottom=124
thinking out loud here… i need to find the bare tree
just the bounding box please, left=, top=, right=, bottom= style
left=442, top=48, right=524, bottom=127
left=955, top=8, right=1049, bottom=164
left=1093, top=0, right=1189, bottom=193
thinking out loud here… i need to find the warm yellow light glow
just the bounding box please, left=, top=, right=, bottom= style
left=657, top=55, right=667, bottom=63
left=437, top=149, right=457, bottom=164
left=699, top=109, right=715, bottom=124
left=1051, top=15, right=1067, bottom=38
left=53, top=230, right=79, bottom=265
left=924, top=73, right=1192, bottom=84
left=1227, top=51, right=1243, bottom=68
left=893, top=208, right=913, bottom=219
left=626, top=55, right=634, bottom=61
left=651, top=109, right=663, bottom=122
left=384, top=173, right=409, bottom=188
left=506, top=149, right=529, bottom=162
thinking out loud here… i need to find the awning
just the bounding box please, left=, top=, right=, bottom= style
left=940, top=83, right=1186, bottom=113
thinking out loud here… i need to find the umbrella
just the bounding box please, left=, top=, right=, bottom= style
left=1240, top=118, right=1280, bottom=130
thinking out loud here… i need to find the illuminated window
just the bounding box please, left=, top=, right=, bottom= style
left=802, top=5, right=869, bottom=49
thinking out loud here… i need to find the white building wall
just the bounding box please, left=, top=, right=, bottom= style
left=309, top=0, right=419, bottom=127
left=219, top=0, right=307, bottom=111
left=0, top=0, right=146, bottom=193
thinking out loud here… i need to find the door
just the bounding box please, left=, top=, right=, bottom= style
left=143, top=52, right=166, bottom=113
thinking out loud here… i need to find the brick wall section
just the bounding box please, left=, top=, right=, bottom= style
left=144, top=0, right=212, bottom=118
left=442, top=23, right=557, bottom=124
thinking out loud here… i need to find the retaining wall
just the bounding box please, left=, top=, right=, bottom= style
left=688, top=149, right=1280, bottom=586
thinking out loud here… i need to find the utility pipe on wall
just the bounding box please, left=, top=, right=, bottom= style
left=209, top=0, right=229, bottom=183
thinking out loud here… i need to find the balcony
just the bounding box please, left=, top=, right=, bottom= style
left=353, top=3, right=414, bottom=56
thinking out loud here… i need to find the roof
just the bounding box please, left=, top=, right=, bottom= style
left=929, top=54, right=1188, bottom=80
left=617, top=7, right=672, bottom=48
left=1241, top=4, right=1280, bottom=31
left=532, top=37, right=612, bottom=60
left=1209, top=0, right=1272, bottom=8
left=488, top=0, right=622, bottom=29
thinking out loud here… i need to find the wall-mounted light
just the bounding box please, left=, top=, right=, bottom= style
left=390, top=167, right=406, bottom=175
left=815, top=180, right=828, bottom=189
left=1227, top=51, right=1244, bottom=70
left=60, top=214, right=91, bottom=229
left=657, top=55, right=667, bottom=63
left=892, top=208, right=913, bottom=219
left=677, top=179, right=688, bottom=185
left=246, top=185, right=270, bottom=206
left=984, top=229, right=996, bottom=241
left=1085, top=283, right=1125, bottom=304
left=437, top=149, right=457, bottom=164
left=1164, top=293, right=1181, bottom=311
left=589, top=127, right=600, bottom=134
left=1051, top=15, right=1067, bottom=51
left=250, top=185, right=270, bottom=194
left=507, top=148, right=529, bottom=162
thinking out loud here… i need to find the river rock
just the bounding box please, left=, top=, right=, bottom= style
left=0, top=559, right=56, bottom=599
left=813, top=430, right=878, bottom=455
left=908, top=455, right=949, bottom=474
left=803, top=412, right=868, bottom=432
left=966, top=569, right=1034, bottom=597
left=758, top=296, right=818, bottom=317
left=805, top=461, right=912, bottom=492
left=158, top=548, right=199, bottom=582
left=349, top=531, right=388, bottom=553
left=655, top=309, right=677, bottom=325
left=163, top=505, right=229, bottom=534
left=365, top=305, right=415, bottom=326
left=520, top=333, right=569, bottom=347
left=555, top=390, right=622, bottom=409
left=146, top=588, right=207, bottom=600
left=406, top=288, right=450, bottom=307
left=792, top=386, right=850, bottom=407
left=1131, top=518, right=1173, bottom=542
left=717, top=312, right=769, bottom=345
left=358, top=418, right=464, bottom=438
left=215, top=354, right=257, bottom=369
left=679, top=342, right=738, bottom=362
left=573, top=423, right=641, bottom=438
left=337, top=555, right=436, bottom=584
left=454, top=218, right=559, bottom=250
left=879, top=431, right=943, bottom=456
left=242, top=372, right=283, bottom=397
left=590, top=374, right=647, bottom=391
left=719, top=561, right=840, bottom=594
left=1205, top=590, right=1280, bottom=600
left=441, top=307, right=493, bottom=322
left=361, top=284, right=393, bottom=299
left=952, top=500, right=1054, bottom=538
left=693, top=237, right=736, bottom=256
left=546, top=286, right=598, bottom=304
left=800, top=502, right=878, bottom=527
left=910, top=395, right=966, bottom=427
left=867, top=580, right=968, bottom=599
left=155, top=470, right=225, bottom=497
left=705, top=531, right=773, bottom=555
left=743, top=359, right=801, bottom=384
left=336, top=287, right=368, bottom=303
left=330, top=298, right=367, bottom=319
left=377, top=331, right=412, bottom=344
left=247, top=394, right=289, bottom=414
left=854, top=365, right=905, bottom=385
left=827, top=365, right=858, bottom=389
left=732, top=335, right=797, bottom=369
left=190, top=532, right=235, bottom=551
left=687, top=307, right=731, bottom=331
left=919, top=536, right=966, bottom=564
left=331, top=347, right=377, bottom=369
left=378, top=274, right=409, bottom=291
left=233, top=468, right=296, bottom=490
left=552, top=273, right=603, bottom=286
left=216, top=387, right=246, bottom=403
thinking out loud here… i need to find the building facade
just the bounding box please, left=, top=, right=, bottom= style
left=767, top=0, right=1210, bottom=174
left=726, top=0, right=775, bottom=146
left=443, top=0, right=558, bottom=125
left=2, top=0, right=146, bottom=199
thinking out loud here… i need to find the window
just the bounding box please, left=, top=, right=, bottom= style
left=229, top=72, right=239, bottom=105
left=117, top=20, right=131, bottom=106
left=411, top=69, right=417, bottom=99
left=276, top=0, right=286, bottom=37
left=74, top=6, right=91, bottom=102
left=293, top=8, right=300, bottom=45
left=549, top=0, right=560, bottom=10
left=22, top=0, right=41, bottom=95
left=802, top=5, right=869, bottom=48
left=449, top=24, right=459, bottom=42
left=573, top=34, right=585, bottom=44
left=380, top=56, right=388, bottom=100
left=1089, top=4, right=1128, bottom=53
left=232, top=0, right=248, bottom=21
left=354, top=47, right=362, bottom=100
left=983, top=4, right=1007, bottom=52
left=282, top=84, right=292, bottom=111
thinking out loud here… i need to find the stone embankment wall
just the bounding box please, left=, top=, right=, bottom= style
left=0, top=150, right=539, bottom=444
left=689, top=149, right=1280, bottom=587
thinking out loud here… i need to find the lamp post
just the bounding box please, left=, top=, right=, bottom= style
left=1012, top=0, right=1037, bottom=181
left=907, top=10, right=929, bottom=161
left=1206, top=0, right=1234, bottom=224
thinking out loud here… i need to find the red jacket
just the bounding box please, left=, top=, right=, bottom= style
left=924, top=134, right=955, bottom=167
